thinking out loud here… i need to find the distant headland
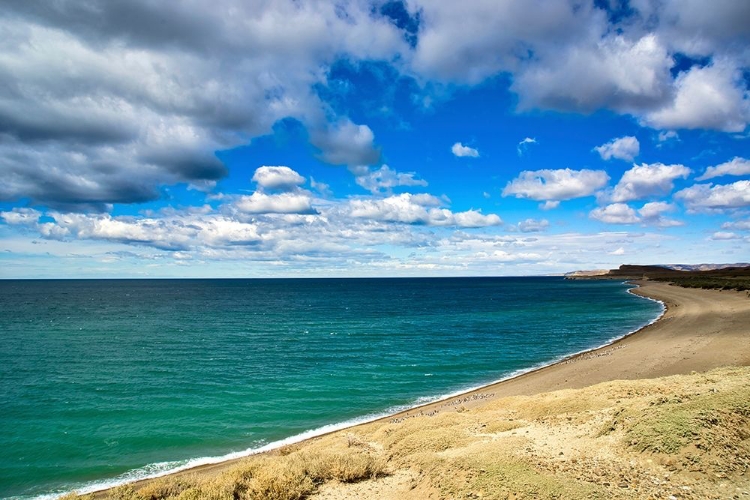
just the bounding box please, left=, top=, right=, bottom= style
left=566, top=263, right=750, bottom=292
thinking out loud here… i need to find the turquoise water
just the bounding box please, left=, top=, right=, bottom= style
left=0, top=278, right=662, bottom=499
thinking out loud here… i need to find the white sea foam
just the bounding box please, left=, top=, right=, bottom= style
left=32, top=282, right=665, bottom=500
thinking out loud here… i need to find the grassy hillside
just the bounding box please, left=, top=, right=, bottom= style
left=68, top=366, right=750, bottom=500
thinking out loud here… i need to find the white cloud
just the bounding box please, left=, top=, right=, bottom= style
left=347, top=193, right=501, bottom=227
left=235, top=192, right=315, bottom=215
left=638, top=201, right=670, bottom=220
left=451, top=142, right=480, bottom=158
left=252, top=166, right=305, bottom=191
left=354, top=165, right=427, bottom=194
left=0, top=207, right=42, bottom=226
left=0, top=3, right=404, bottom=208
left=638, top=201, right=683, bottom=227
left=589, top=201, right=681, bottom=228
left=310, top=119, right=381, bottom=166
left=409, top=0, right=598, bottom=84
left=711, top=231, right=741, bottom=241
left=657, top=130, right=679, bottom=142
left=641, top=60, right=750, bottom=132
left=503, top=168, right=610, bottom=204
left=513, top=34, right=673, bottom=114
left=721, top=220, right=750, bottom=231
left=451, top=210, right=503, bottom=228
left=516, top=218, right=550, bottom=233
left=609, top=247, right=626, bottom=255
left=0, top=203, right=708, bottom=277
left=675, top=181, right=750, bottom=211
left=590, top=203, right=641, bottom=224
left=309, top=177, right=332, bottom=198
left=3, top=0, right=749, bottom=214
left=410, top=1, right=750, bottom=132
left=611, top=162, right=691, bottom=202
left=517, top=137, right=537, bottom=156
left=697, top=157, right=750, bottom=181
left=594, top=136, right=640, bottom=161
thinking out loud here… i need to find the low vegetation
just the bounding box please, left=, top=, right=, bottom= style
left=64, top=366, right=749, bottom=500
left=574, top=264, right=750, bottom=292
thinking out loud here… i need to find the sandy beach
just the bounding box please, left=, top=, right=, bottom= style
left=89, top=281, right=750, bottom=499
left=424, top=280, right=750, bottom=402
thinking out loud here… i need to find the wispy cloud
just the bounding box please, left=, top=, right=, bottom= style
left=517, top=137, right=537, bottom=156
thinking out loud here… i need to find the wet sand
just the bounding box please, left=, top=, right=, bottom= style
left=100, top=280, right=750, bottom=493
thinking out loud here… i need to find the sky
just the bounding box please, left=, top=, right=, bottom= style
left=0, top=0, right=749, bottom=278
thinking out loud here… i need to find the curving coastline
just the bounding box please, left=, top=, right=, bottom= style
left=80, top=279, right=750, bottom=498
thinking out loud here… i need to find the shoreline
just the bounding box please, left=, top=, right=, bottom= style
left=73, top=281, right=750, bottom=497
left=57, top=280, right=655, bottom=498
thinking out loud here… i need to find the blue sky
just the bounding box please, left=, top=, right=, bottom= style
left=1, top=0, right=749, bottom=278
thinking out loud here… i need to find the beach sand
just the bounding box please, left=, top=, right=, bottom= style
left=93, top=281, right=750, bottom=498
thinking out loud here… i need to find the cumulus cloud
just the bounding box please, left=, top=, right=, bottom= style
left=641, top=60, right=750, bottom=132
left=590, top=203, right=641, bottom=224
left=347, top=193, right=501, bottom=227
left=451, top=142, right=480, bottom=158
left=517, top=137, right=537, bottom=156
left=3, top=0, right=749, bottom=214
left=594, top=136, right=640, bottom=161
left=610, top=162, right=691, bottom=202
left=310, top=119, right=381, bottom=166
left=409, top=0, right=601, bottom=84
left=354, top=165, right=428, bottom=195
left=657, top=130, right=679, bottom=143
left=410, top=1, right=750, bottom=131
left=721, top=220, right=750, bottom=231
left=675, top=181, right=750, bottom=211
left=502, top=168, right=610, bottom=205
left=638, top=201, right=683, bottom=227
left=252, top=166, right=306, bottom=191
left=0, top=207, right=43, bottom=226
left=0, top=2, right=403, bottom=209
left=1, top=191, right=506, bottom=265
left=697, top=157, right=750, bottom=181
left=516, top=218, right=550, bottom=233
left=514, top=34, right=674, bottom=114
left=234, top=192, right=315, bottom=215
left=590, top=200, right=682, bottom=227
left=234, top=166, right=315, bottom=214
left=711, top=231, right=741, bottom=241
left=309, top=177, right=332, bottom=198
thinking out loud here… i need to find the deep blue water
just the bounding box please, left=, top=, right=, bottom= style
left=0, top=277, right=662, bottom=498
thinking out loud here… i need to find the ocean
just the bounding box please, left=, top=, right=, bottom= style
left=0, top=277, right=663, bottom=499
